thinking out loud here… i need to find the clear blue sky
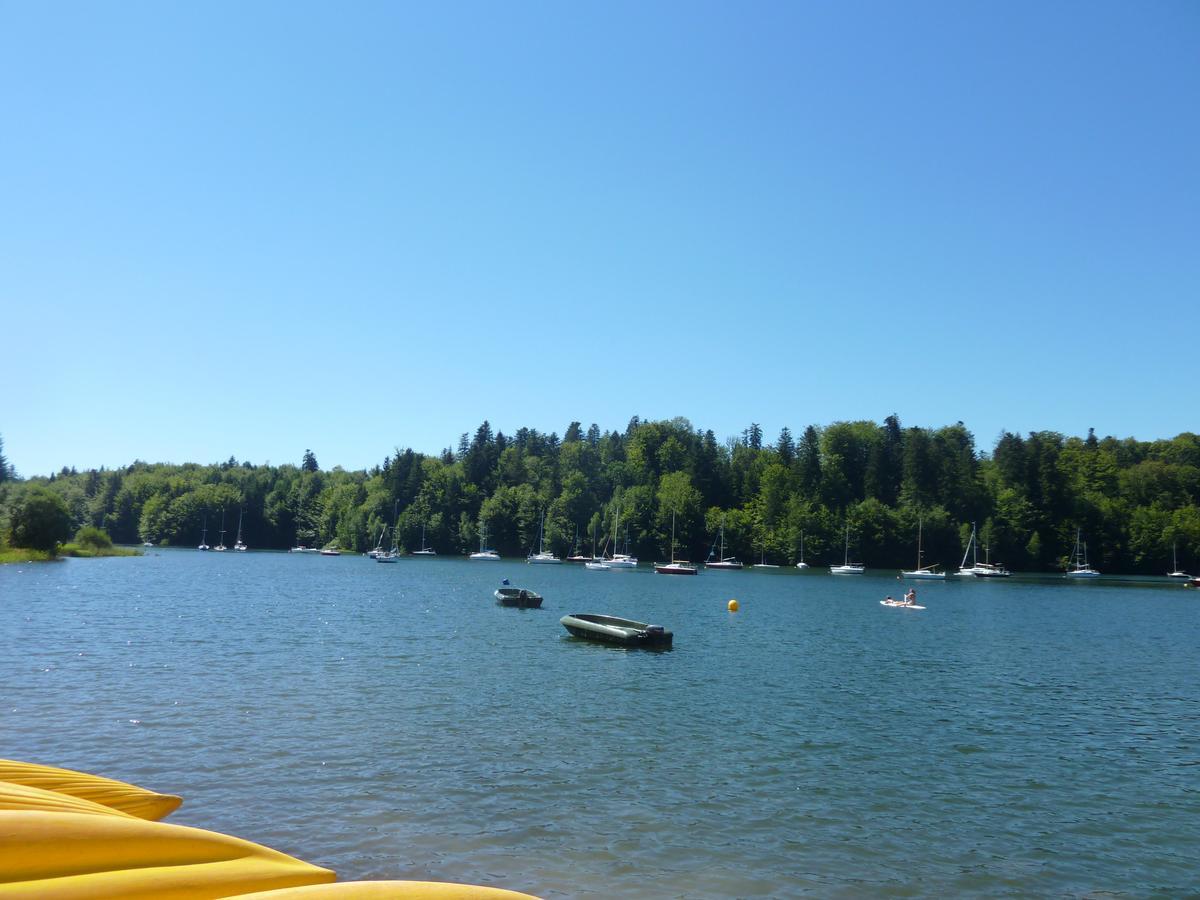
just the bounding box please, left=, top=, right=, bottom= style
left=3, top=1, right=1197, bottom=476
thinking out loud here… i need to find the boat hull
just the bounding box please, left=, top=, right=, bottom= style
left=495, top=588, right=543, bottom=609
left=829, top=565, right=865, bottom=575
left=705, top=561, right=744, bottom=570
left=655, top=563, right=697, bottom=575
left=560, top=614, right=673, bottom=648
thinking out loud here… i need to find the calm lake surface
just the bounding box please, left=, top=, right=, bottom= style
left=2, top=552, right=1198, bottom=897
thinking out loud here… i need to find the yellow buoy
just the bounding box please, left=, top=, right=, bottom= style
left=727, top=599, right=739, bottom=612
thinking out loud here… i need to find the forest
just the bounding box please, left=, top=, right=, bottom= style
left=2, top=417, right=1199, bottom=574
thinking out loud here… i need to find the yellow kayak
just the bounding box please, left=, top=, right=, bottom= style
left=236, top=882, right=540, bottom=899
left=0, top=811, right=334, bottom=898
left=0, top=759, right=182, bottom=820
left=0, top=781, right=137, bottom=818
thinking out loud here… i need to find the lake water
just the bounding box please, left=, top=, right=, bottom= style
left=2, top=552, right=1198, bottom=897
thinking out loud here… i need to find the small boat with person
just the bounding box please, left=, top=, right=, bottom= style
left=559, top=613, right=673, bottom=648
left=881, top=588, right=924, bottom=609
left=495, top=581, right=543, bottom=608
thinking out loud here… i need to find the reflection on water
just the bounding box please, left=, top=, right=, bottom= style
left=2, top=553, right=1198, bottom=896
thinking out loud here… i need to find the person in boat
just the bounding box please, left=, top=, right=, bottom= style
left=904, top=588, right=916, bottom=606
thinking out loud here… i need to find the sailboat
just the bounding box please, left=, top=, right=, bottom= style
left=1065, top=528, right=1100, bottom=577
left=198, top=516, right=210, bottom=551
left=213, top=509, right=228, bottom=551
left=955, top=523, right=982, bottom=576
left=377, top=501, right=402, bottom=562
left=606, top=505, right=638, bottom=568
left=233, top=509, right=247, bottom=552
left=1167, top=542, right=1190, bottom=579
left=584, top=522, right=611, bottom=570
left=795, top=531, right=809, bottom=569
left=974, top=543, right=1011, bottom=577
left=755, top=542, right=779, bottom=568
left=469, top=522, right=500, bottom=560
left=367, top=525, right=386, bottom=558
left=527, top=511, right=562, bottom=564
left=705, top=516, right=743, bottom=569
left=829, top=524, right=865, bottom=574
left=412, top=522, right=436, bottom=556
left=655, top=513, right=697, bottom=575
left=901, top=517, right=945, bottom=580
left=566, top=525, right=590, bottom=563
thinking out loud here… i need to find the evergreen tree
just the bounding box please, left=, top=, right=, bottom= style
left=301, top=449, right=320, bottom=472
left=0, top=434, right=13, bottom=482
left=776, top=427, right=795, bottom=465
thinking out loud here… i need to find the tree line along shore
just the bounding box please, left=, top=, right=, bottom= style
left=1, top=418, right=1198, bottom=574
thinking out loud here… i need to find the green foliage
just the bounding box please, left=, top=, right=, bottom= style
left=8, top=486, right=73, bottom=552
left=74, top=525, right=114, bottom=549
left=2, top=424, right=1199, bottom=573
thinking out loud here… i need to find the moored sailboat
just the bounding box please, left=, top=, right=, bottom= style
left=1167, top=542, right=1189, bottom=579
left=1066, top=528, right=1100, bottom=577
left=412, top=522, right=436, bottom=556
left=655, top=513, right=697, bottom=575
left=705, top=516, right=743, bottom=570
left=606, top=506, right=638, bottom=568
left=469, top=522, right=500, bottom=560
left=829, top=524, right=864, bottom=575
left=213, top=509, right=228, bottom=552
left=527, top=511, right=562, bottom=564
left=233, top=509, right=247, bottom=552
left=901, top=517, right=944, bottom=580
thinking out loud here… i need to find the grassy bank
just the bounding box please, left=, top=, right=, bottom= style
left=59, top=543, right=142, bottom=558
left=0, top=547, right=55, bottom=564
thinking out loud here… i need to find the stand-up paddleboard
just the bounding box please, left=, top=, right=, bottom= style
left=881, top=600, right=925, bottom=609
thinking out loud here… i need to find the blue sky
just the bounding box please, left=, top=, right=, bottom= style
left=3, top=1, right=1197, bottom=476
